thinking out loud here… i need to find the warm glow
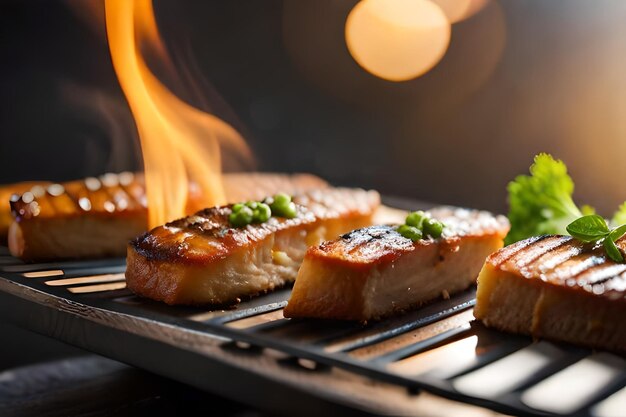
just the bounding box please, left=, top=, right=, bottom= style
left=345, top=0, right=451, bottom=81
left=105, top=0, right=252, bottom=227
left=431, top=0, right=488, bottom=23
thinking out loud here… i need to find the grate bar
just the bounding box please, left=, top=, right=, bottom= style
left=323, top=298, right=474, bottom=354
left=1, top=242, right=624, bottom=417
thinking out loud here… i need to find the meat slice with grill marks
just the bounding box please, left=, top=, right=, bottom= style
left=126, top=188, right=380, bottom=306
left=474, top=235, right=626, bottom=354
left=284, top=207, right=509, bottom=321
left=6, top=172, right=328, bottom=261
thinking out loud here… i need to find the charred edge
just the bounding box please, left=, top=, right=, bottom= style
left=491, top=235, right=552, bottom=267
left=575, top=263, right=626, bottom=287
left=506, top=235, right=573, bottom=268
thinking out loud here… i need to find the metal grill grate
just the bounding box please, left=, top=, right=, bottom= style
left=0, top=245, right=624, bottom=417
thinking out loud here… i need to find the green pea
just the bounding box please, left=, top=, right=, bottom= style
left=253, top=203, right=271, bottom=223
left=406, top=211, right=427, bottom=229
left=272, top=201, right=297, bottom=219
left=245, top=201, right=259, bottom=210
left=397, top=224, right=423, bottom=241
left=272, top=193, right=291, bottom=208
left=232, top=203, right=244, bottom=213
left=229, top=206, right=253, bottom=227
left=423, top=218, right=444, bottom=238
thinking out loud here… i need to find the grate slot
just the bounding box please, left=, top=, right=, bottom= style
left=23, top=269, right=64, bottom=278
left=348, top=310, right=475, bottom=360
left=1, top=259, right=125, bottom=273
left=520, top=353, right=626, bottom=414
left=591, top=385, right=626, bottom=417
left=372, top=324, right=472, bottom=364
left=68, top=282, right=127, bottom=294
left=227, top=309, right=286, bottom=329
left=452, top=342, right=570, bottom=399
left=321, top=293, right=475, bottom=354
left=45, top=273, right=125, bottom=287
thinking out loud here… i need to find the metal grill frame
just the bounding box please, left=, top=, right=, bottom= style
left=0, top=201, right=624, bottom=417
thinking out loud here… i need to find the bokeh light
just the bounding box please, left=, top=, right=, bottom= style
left=345, top=0, right=451, bottom=82
left=431, top=0, right=488, bottom=23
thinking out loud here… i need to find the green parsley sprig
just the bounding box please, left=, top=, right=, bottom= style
left=506, top=153, right=626, bottom=262
left=566, top=215, right=626, bottom=262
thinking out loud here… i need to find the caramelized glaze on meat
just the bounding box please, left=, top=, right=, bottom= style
left=126, top=188, right=380, bottom=305
left=475, top=235, right=626, bottom=354
left=4, top=172, right=328, bottom=261
left=284, top=207, right=509, bottom=321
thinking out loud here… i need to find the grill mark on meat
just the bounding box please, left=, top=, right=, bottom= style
left=575, top=263, right=626, bottom=286
left=490, top=235, right=626, bottom=299
left=502, top=236, right=571, bottom=272
left=131, top=188, right=380, bottom=264
left=488, top=235, right=548, bottom=267
left=520, top=240, right=585, bottom=277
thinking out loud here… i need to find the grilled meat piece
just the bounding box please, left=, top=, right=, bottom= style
left=474, top=235, right=626, bottom=354
left=126, top=188, right=380, bottom=306
left=284, top=207, right=509, bottom=321
left=6, top=172, right=328, bottom=261
left=0, top=181, right=50, bottom=244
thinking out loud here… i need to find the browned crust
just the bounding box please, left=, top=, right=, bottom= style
left=129, top=188, right=380, bottom=265
left=125, top=188, right=380, bottom=305
left=475, top=263, right=626, bottom=355
left=484, top=235, right=626, bottom=302
left=476, top=235, right=626, bottom=354
left=7, top=172, right=328, bottom=223
left=130, top=204, right=317, bottom=265
left=3, top=172, right=329, bottom=261
left=284, top=209, right=509, bottom=321
left=305, top=208, right=509, bottom=269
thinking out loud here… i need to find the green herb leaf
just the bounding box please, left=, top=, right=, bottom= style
left=566, top=215, right=610, bottom=242
left=603, top=237, right=624, bottom=263
left=610, top=224, right=626, bottom=241
left=612, top=202, right=626, bottom=227
left=505, top=153, right=584, bottom=245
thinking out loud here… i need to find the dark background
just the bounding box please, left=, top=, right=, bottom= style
left=2, top=0, right=626, bottom=215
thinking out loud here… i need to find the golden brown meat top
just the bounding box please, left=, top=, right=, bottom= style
left=9, top=172, right=146, bottom=222
left=486, top=235, right=626, bottom=301
left=131, top=188, right=380, bottom=265
left=5, top=172, right=329, bottom=223
left=308, top=207, right=509, bottom=267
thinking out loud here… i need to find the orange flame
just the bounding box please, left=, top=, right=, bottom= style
left=105, top=0, right=252, bottom=227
